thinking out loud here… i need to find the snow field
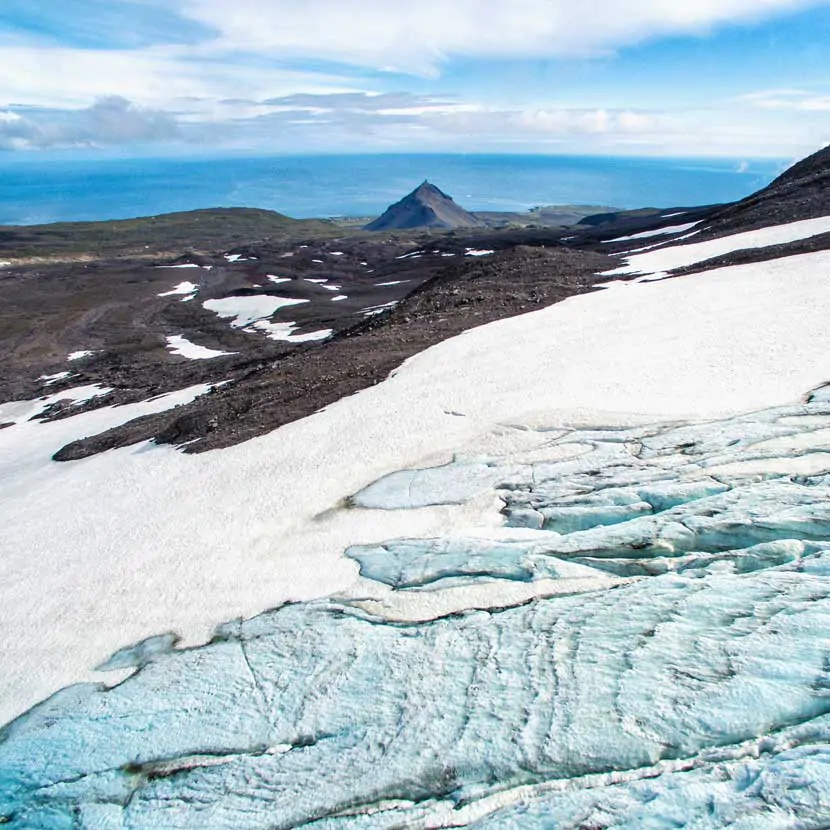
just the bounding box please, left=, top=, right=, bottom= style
left=604, top=213, right=830, bottom=276
left=3, top=241, right=830, bottom=728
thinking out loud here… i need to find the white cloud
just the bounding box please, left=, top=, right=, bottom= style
left=0, top=97, right=180, bottom=150
left=181, top=0, right=830, bottom=74
left=0, top=45, right=362, bottom=110
left=3, top=89, right=824, bottom=157
left=740, top=88, right=830, bottom=111
left=1, top=0, right=828, bottom=159
left=197, top=94, right=824, bottom=157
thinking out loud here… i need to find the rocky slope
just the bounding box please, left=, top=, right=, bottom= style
left=704, top=144, right=830, bottom=234
left=365, top=181, right=486, bottom=230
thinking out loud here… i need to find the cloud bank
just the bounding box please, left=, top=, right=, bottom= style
left=183, top=0, right=830, bottom=73
left=0, top=97, right=179, bottom=150
left=0, top=0, right=828, bottom=155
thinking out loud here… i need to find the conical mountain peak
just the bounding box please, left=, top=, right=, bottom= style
left=365, top=181, right=485, bottom=231
left=412, top=180, right=444, bottom=196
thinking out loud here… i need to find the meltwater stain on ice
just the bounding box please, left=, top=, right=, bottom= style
left=4, top=389, right=830, bottom=828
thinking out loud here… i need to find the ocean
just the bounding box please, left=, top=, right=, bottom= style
left=0, top=153, right=787, bottom=226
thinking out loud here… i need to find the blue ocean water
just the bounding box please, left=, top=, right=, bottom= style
left=0, top=153, right=787, bottom=226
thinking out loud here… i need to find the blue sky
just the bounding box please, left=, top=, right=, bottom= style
left=0, top=0, right=829, bottom=158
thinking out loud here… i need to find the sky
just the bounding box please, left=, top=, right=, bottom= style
left=0, top=0, right=829, bottom=158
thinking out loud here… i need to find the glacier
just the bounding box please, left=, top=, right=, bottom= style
left=3, top=388, right=830, bottom=827
left=5, top=210, right=830, bottom=827
left=4, top=246, right=830, bottom=727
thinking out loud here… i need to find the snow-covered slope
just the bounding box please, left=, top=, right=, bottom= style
left=3, top=199, right=830, bottom=826
left=602, top=213, right=830, bottom=277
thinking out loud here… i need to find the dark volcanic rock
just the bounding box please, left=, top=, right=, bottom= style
left=702, top=143, right=830, bottom=235
left=365, top=182, right=486, bottom=231
left=53, top=245, right=612, bottom=460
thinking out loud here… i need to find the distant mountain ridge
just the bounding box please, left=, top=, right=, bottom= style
left=365, top=181, right=486, bottom=231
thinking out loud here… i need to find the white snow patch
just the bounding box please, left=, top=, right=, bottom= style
left=465, top=249, right=494, bottom=257
left=38, top=371, right=72, bottom=385
left=267, top=276, right=291, bottom=285
left=157, top=263, right=201, bottom=270
left=5, top=250, right=830, bottom=725
left=604, top=214, right=830, bottom=277
left=0, top=261, right=11, bottom=268
left=331, top=295, right=348, bottom=302
left=619, top=230, right=701, bottom=255
left=396, top=251, right=423, bottom=260
left=1, top=384, right=114, bottom=427
left=67, top=350, right=95, bottom=361
left=305, top=278, right=342, bottom=291
left=165, top=336, right=234, bottom=360
left=377, top=280, right=410, bottom=286
left=361, top=301, right=398, bottom=316
left=203, top=295, right=309, bottom=328
left=330, top=251, right=345, bottom=256
left=158, top=281, right=199, bottom=298
left=224, top=254, right=247, bottom=263
left=248, top=321, right=332, bottom=343
left=311, top=259, right=324, bottom=263
left=603, top=221, right=699, bottom=243
left=279, top=252, right=294, bottom=258
left=662, top=211, right=686, bottom=218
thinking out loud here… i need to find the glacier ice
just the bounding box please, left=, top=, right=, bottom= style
left=3, top=392, right=830, bottom=827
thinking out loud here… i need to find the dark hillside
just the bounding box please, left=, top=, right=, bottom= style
left=0, top=208, right=337, bottom=260
left=702, top=144, right=830, bottom=235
